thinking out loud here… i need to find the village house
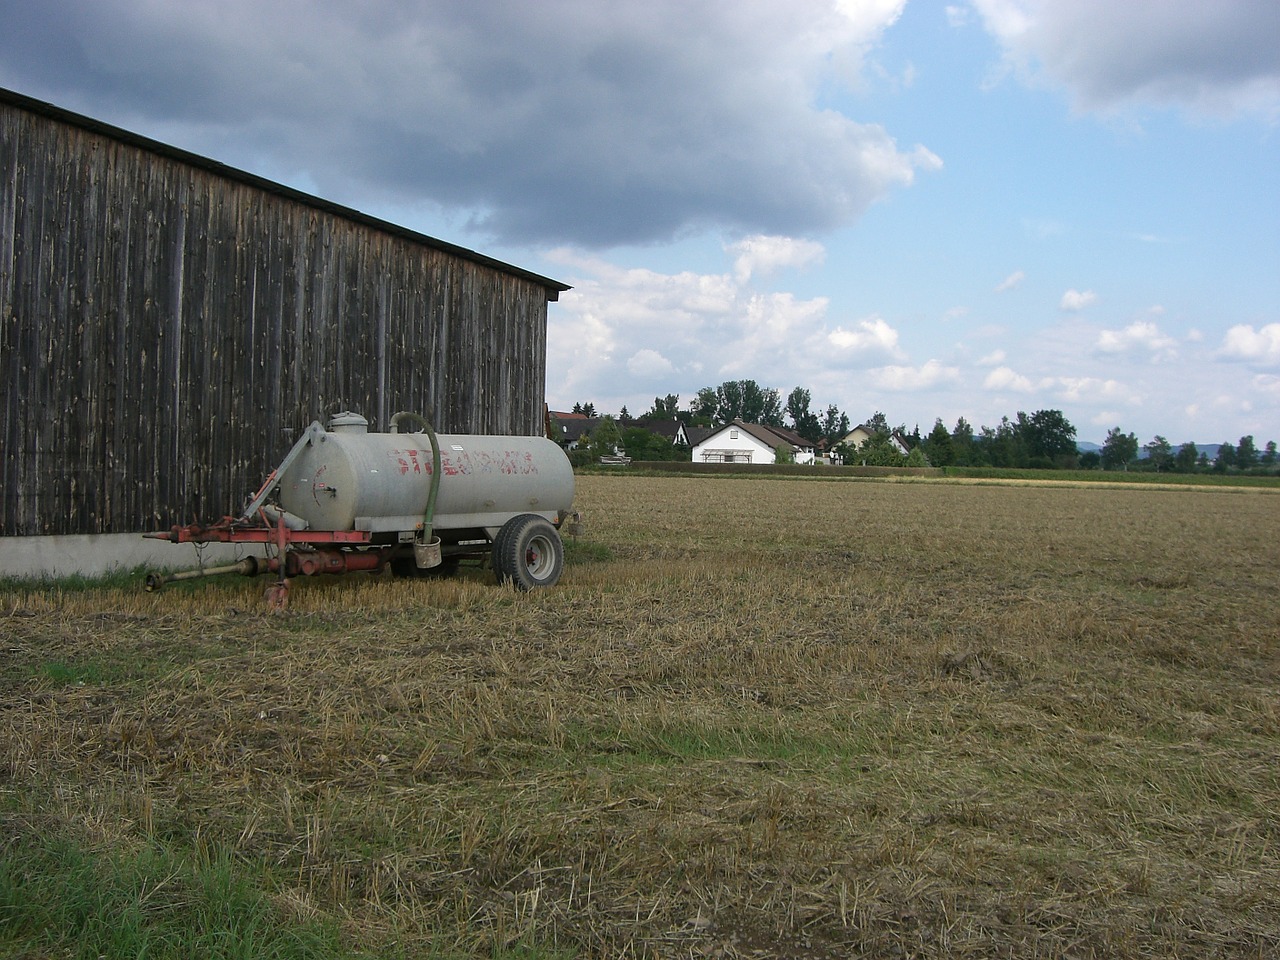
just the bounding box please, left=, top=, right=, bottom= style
left=691, top=420, right=816, bottom=464
left=841, top=423, right=912, bottom=456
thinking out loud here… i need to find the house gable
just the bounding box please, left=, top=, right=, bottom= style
left=690, top=419, right=816, bottom=464
left=841, top=424, right=910, bottom=456
left=691, top=420, right=778, bottom=463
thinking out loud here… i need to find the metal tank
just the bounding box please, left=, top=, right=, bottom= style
left=278, top=412, right=574, bottom=536
left=144, top=411, right=581, bottom=607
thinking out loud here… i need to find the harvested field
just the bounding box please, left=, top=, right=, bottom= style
left=4, top=474, right=1280, bottom=958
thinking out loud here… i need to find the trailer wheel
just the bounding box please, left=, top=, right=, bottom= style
left=492, top=514, right=564, bottom=589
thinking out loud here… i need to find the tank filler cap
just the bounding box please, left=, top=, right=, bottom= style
left=328, top=411, right=369, bottom=433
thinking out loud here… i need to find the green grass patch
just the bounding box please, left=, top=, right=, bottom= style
left=562, top=538, right=614, bottom=565
left=0, top=818, right=362, bottom=960
left=37, top=659, right=111, bottom=686
left=0, top=565, right=154, bottom=594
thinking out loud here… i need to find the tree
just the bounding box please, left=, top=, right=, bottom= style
left=1101, top=427, right=1138, bottom=471
left=951, top=417, right=979, bottom=466
left=773, top=443, right=795, bottom=465
left=1021, top=409, right=1078, bottom=467
left=984, top=417, right=1029, bottom=468
left=586, top=416, right=622, bottom=460
left=696, top=380, right=783, bottom=426
left=923, top=419, right=954, bottom=467
left=718, top=380, right=748, bottom=421
left=1144, top=435, right=1173, bottom=472
left=1236, top=435, right=1258, bottom=470
left=844, top=434, right=907, bottom=466
left=621, top=427, right=684, bottom=462
left=1215, top=442, right=1236, bottom=472
left=572, top=401, right=597, bottom=417
left=760, top=388, right=784, bottom=427
left=785, top=387, right=821, bottom=442
left=1174, top=442, right=1200, bottom=473
left=644, top=394, right=680, bottom=420
left=819, top=404, right=850, bottom=448
left=865, top=411, right=890, bottom=434
left=619, top=405, right=630, bottom=420
left=692, top=387, right=719, bottom=422
left=1262, top=441, right=1278, bottom=468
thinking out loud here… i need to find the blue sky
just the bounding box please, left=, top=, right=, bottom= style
left=2, top=0, right=1276, bottom=444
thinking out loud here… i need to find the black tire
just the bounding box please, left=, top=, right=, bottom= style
left=491, top=514, right=564, bottom=589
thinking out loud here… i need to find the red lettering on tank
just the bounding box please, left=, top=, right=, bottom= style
left=388, top=448, right=439, bottom=476
left=388, top=448, right=413, bottom=476
left=442, top=451, right=469, bottom=476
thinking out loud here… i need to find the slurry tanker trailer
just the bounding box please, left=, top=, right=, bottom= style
left=145, top=412, right=579, bottom=609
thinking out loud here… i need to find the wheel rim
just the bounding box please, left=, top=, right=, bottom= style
left=525, top=534, right=555, bottom=579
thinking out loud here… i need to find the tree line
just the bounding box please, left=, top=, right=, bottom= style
left=567, top=379, right=1278, bottom=473
left=1096, top=429, right=1277, bottom=474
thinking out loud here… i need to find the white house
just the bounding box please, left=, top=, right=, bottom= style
left=841, top=424, right=911, bottom=456
left=692, top=420, right=816, bottom=465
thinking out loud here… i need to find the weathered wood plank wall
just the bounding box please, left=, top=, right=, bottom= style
left=0, top=94, right=564, bottom=537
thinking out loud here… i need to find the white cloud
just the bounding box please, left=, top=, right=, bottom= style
left=827, top=316, right=903, bottom=356
left=0, top=0, right=940, bottom=246
left=724, top=292, right=833, bottom=377
left=970, top=0, right=1280, bottom=120
left=1254, top=374, right=1280, bottom=399
left=625, top=349, right=676, bottom=379
left=1096, top=320, right=1178, bottom=360
left=977, top=349, right=1007, bottom=366
left=1060, top=288, right=1097, bottom=311
left=1216, top=323, right=1280, bottom=366
left=983, top=366, right=1035, bottom=392
left=835, top=0, right=909, bottom=35
left=728, top=235, right=826, bottom=284
left=1054, top=376, right=1127, bottom=402
left=546, top=244, right=911, bottom=414
left=995, top=270, right=1025, bottom=292
left=871, top=360, right=960, bottom=390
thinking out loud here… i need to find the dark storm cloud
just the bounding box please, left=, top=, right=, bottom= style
left=0, top=0, right=934, bottom=247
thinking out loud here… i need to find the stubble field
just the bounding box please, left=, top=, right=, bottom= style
left=3, top=474, right=1279, bottom=958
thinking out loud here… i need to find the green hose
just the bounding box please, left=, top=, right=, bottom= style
left=390, top=411, right=441, bottom=542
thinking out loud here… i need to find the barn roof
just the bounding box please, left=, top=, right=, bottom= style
left=0, top=86, right=571, bottom=300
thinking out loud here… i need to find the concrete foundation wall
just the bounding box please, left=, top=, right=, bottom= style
left=0, top=533, right=266, bottom=580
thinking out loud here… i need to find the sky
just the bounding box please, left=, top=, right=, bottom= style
left=2, top=0, right=1277, bottom=445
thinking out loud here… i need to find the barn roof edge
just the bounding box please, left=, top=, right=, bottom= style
left=0, top=86, right=571, bottom=300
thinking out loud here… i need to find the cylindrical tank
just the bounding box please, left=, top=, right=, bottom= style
left=277, top=414, right=574, bottom=534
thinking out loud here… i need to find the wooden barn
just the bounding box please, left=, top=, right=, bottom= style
left=0, top=87, right=570, bottom=552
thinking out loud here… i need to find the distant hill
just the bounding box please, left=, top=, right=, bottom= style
left=1077, top=441, right=1223, bottom=459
